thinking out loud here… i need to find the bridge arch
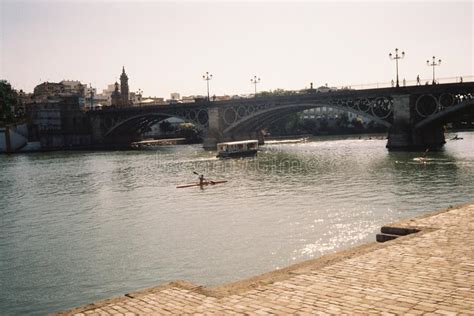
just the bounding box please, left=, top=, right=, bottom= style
left=222, top=102, right=392, bottom=136
left=414, top=97, right=474, bottom=131
left=104, top=111, right=208, bottom=138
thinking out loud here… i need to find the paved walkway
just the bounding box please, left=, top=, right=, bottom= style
left=59, top=203, right=474, bottom=315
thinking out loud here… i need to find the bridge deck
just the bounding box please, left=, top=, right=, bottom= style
left=88, top=81, right=474, bottom=113
left=58, top=202, right=474, bottom=315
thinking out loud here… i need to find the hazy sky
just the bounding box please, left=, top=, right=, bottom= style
left=1, top=0, right=472, bottom=98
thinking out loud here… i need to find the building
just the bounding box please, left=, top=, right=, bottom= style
left=33, top=82, right=65, bottom=101
left=83, top=85, right=97, bottom=98
left=60, top=80, right=85, bottom=95
left=101, top=83, right=119, bottom=97
left=214, top=95, right=231, bottom=101
left=32, top=80, right=86, bottom=102
left=111, top=82, right=122, bottom=107
left=83, top=85, right=99, bottom=110
left=138, top=97, right=166, bottom=106
left=130, top=92, right=142, bottom=105
left=94, top=83, right=118, bottom=107
left=170, top=92, right=180, bottom=101
left=84, top=88, right=109, bottom=110
left=29, top=96, right=91, bottom=149
left=181, top=96, right=196, bottom=103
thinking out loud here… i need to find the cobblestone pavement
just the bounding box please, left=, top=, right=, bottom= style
left=59, top=204, right=474, bottom=315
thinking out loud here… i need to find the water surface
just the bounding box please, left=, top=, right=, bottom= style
left=1, top=132, right=473, bottom=315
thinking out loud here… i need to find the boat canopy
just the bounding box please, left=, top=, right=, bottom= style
left=217, top=140, right=258, bottom=146
left=217, top=139, right=258, bottom=152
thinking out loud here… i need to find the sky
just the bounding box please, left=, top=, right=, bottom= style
left=0, top=0, right=473, bottom=98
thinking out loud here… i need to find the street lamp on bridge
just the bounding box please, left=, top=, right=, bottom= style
left=202, top=72, right=213, bottom=101
left=136, top=88, right=143, bottom=105
left=88, top=83, right=94, bottom=111
left=427, top=56, right=441, bottom=85
left=251, top=75, right=261, bottom=96
left=389, top=48, right=405, bottom=88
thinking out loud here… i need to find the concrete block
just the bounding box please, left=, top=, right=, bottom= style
left=376, top=233, right=399, bottom=243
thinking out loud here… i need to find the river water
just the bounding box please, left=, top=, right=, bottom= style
left=1, top=132, right=473, bottom=315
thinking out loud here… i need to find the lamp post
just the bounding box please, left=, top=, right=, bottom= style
left=251, top=75, right=261, bottom=96
left=427, top=56, right=441, bottom=84
left=136, top=88, right=143, bottom=105
left=389, top=48, right=405, bottom=88
left=202, top=72, right=213, bottom=101
left=89, top=83, right=94, bottom=110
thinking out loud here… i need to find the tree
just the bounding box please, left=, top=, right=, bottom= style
left=267, top=113, right=302, bottom=136
left=300, top=119, right=318, bottom=134
left=351, top=118, right=365, bottom=131
left=159, top=120, right=174, bottom=135
left=257, top=89, right=298, bottom=98
left=177, top=123, right=202, bottom=143
left=285, top=113, right=301, bottom=134
left=366, top=120, right=388, bottom=133
left=318, top=116, right=329, bottom=131
left=336, top=112, right=349, bottom=128
left=0, top=80, right=17, bottom=124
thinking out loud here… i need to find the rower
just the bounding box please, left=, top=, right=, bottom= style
left=199, top=174, right=205, bottom=186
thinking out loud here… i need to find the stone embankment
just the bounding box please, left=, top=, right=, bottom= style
left=58, top=203, right=474, bottom=315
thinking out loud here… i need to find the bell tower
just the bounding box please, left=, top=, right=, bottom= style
left=120, top=66, right=129, bottom=106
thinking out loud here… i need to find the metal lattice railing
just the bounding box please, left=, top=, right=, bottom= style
left=331, top=75, right=473, bottom=91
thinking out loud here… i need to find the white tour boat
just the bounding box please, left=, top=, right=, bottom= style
left=216, top=140, right=258, bottom=158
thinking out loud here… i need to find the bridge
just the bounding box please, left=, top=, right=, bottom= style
left=88, top=82, right=474, bottom=150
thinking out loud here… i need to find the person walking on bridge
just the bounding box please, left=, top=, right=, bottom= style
left=416, top=75, right=421, bottom=85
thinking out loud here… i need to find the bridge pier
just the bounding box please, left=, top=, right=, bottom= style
left=90, top=115, right=105, bottom=145
left=386, top=94, right=445, bottom=151
left=386, top=95, right=412, bottom=150
left=203, top=106, right=265, bottom=150
left=203, top=107, right=222, bottom=150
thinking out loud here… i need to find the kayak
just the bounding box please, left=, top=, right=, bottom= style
left=176, top=180, right=228, bottom=188
left=413, top=157, right=429, bottom=163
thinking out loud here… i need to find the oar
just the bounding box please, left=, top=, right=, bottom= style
left=193, top=171, right=215, bottom=184
left=422, top=148, right=429, bottom=158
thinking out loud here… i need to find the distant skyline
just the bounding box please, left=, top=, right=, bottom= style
left=1, top=0, right=472, bottom=98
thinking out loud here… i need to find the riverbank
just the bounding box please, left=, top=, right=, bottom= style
left=57, top=202, right=474, bottom=315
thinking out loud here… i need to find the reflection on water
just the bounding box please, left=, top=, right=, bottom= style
left=1, top=132, right=474, bottom=315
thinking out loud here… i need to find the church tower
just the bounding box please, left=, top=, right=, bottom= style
left=111, top=81, right=121, bottom=107
left=120, top=66, right=129, bottom=107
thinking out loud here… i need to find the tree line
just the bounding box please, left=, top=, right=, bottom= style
left=266, top=112, right=388, bottom=137
left=0, top=81, right=19, bottom=125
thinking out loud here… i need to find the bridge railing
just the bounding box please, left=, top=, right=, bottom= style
left=331, top=75, right=473, bottom=91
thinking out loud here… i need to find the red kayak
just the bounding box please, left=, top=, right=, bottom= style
left=176, top=180, right=228, bottom=189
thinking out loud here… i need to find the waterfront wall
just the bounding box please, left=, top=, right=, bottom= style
left=38, top=134, right=91, bottom=150
left=0, top=124, right=28, bottom=153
